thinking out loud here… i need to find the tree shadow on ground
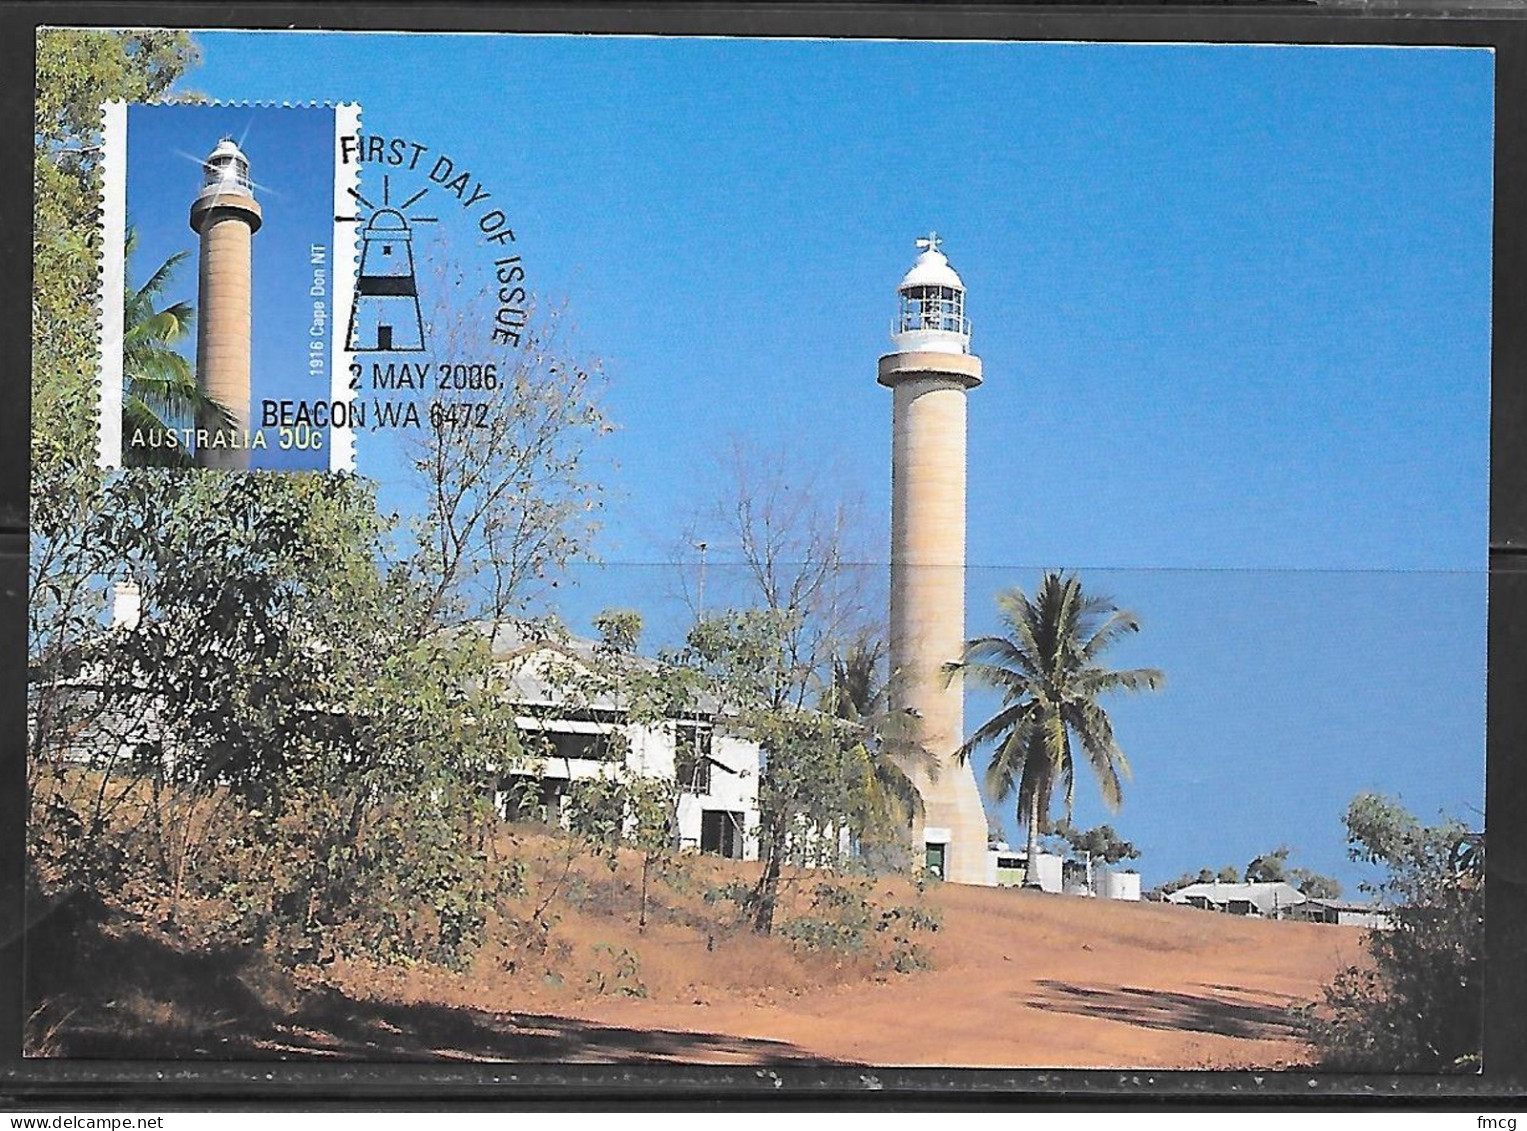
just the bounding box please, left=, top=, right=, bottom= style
left=256, top=989, right=845, bottom=1064
left=24, top=891, right=845, bottom=1064
left=1021, top=979, right=1304, bottom=1040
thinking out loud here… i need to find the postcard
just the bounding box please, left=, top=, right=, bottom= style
left=26, top=26, right=1491, bottom=1075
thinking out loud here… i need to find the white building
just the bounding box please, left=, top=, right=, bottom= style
left=37, top=593, right=764, bottom=860
left=483, top=623, right=761, bottom=860
left=986, top=843, right=1141, bottom=900
left=1166, top=880, right=1307, bottom=919
left=1098, top=869, right=1143, bottom=902
left=989, top=846, right=1065, bottom=891
left=1288, top=897, right=1394, bottom=930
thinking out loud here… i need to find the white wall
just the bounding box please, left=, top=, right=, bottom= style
left=1031, top=852, right=1064, bottom=893
left=505, top=716, right=760, bottom=860
left=674, top=731, right=759, bottom=859
left=1101, top=870, right=1142, bottom=901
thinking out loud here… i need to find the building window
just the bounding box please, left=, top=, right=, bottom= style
left=675, top=722, right=712, bottom=794
left=498, top=774, right=565, bottom=824
left=526, top=729, right=624, bottom=763
left=700, top=809, right=744, bottom=858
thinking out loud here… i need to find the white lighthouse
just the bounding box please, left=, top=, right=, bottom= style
left=189, top=138, right=261, bottom=470
left=878, top=234, right=990, bottom=885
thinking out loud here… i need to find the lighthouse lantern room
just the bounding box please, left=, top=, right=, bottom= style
left=196, top=138, right=259, bottom=212
left=891, top=233, right=971, bottom=356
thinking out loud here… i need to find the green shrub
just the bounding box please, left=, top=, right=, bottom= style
left=585, top=942, right=646, bottom=997
left=1304, top=794, right=1483, bottom=1072
left=778, top=878, right=940, bottom=972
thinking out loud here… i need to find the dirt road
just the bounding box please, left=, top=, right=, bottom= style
left=480, top=883, right=1362, bottom=1068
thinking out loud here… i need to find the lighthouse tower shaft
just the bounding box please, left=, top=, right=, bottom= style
left=879, top=238, right=989, bottom=885
left=189, top=139, right=262, bottom=470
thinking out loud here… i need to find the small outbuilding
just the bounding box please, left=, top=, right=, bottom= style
left=988, top=847, right=1064, bottom=892
left=1166, top=880, right=1306, bottom=919
left=1099, top=869, right=1142, bottom=902
left=1289, top=897, right=1393, bottom=929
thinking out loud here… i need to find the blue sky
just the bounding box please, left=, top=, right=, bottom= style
left=126, top=102, right=335, bottom=470
left=184, top=33, right=1493, bottom=891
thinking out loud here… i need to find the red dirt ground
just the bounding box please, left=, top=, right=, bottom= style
left=540, top=883, right=1358, bottom=1069
left=27, top=847, right=1362, bottom=1068
left=304, top=872, right=1362, bottom=1069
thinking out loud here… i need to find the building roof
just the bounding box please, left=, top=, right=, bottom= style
left=207, top=137, right=247, bottom=162
left=1302, top=897, right=1386, bottom=914
left=1166, top=881, right=1307, bottom=915
left=477, top=621, right=722, bottom=716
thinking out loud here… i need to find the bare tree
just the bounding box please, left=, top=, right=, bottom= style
left=401, top=245, right=614, bottom=627
left=674, top=442, right=908, bottom=931
left=677, top=441, right=878, bottom=708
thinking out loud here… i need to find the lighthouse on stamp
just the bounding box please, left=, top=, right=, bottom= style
left=188, top=137, right=263, bottom=470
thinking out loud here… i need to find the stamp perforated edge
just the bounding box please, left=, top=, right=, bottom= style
left=330, top=103, right=360, bottom=473
left=95, top=101, right=127, bottom=471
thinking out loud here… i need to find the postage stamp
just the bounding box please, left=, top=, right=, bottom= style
left=96, top=101, right=360, bottom=471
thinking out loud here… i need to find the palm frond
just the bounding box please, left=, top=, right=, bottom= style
left=946, top=655, right=1040, bottom=699
left=983, top=725, right=1030, bottom=803
left=123, top=303, right=193, bottom=348
left=134, top=248, right=192, bottom=303
left=1064, top=699, right=1129, bottom=811
left=1074, top=666, right=1165, bottom=697
left=1081, top=608, right=1142, bottom=660
left=123, top=348, right=194, bottom=394
left=956, top=699, right=1038, bottom=763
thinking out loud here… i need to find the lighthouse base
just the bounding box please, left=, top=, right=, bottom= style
left=909, top=756, right=991, bottom=886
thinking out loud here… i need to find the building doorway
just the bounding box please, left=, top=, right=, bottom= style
left=924, top=841, right=946, bottom=880
left=700, top=809, right=745, bottom=859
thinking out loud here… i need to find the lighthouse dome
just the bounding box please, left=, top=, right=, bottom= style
left=898, top=246, right=966, bottom=292
left=197, top=137, right=254, bottom=202
left=891, top=234, right=971, bottom=356
left=364, top=208, right=413, bottom=239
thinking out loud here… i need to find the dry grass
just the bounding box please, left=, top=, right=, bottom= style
left=23, top=826, right=928, bottom=1061
left=24, top=822, right=1355, bottom=1067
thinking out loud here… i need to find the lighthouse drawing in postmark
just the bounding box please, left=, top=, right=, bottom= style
left=96, top=101, right=360, bottom=472
left=343, top=174, right=435, bottom=353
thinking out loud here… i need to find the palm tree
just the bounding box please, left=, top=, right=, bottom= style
left=946, top=572, right=1163, bottom=888
left=121, top=228, right=232, bottom=467
left=823, top=633, right=937, bottom=850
